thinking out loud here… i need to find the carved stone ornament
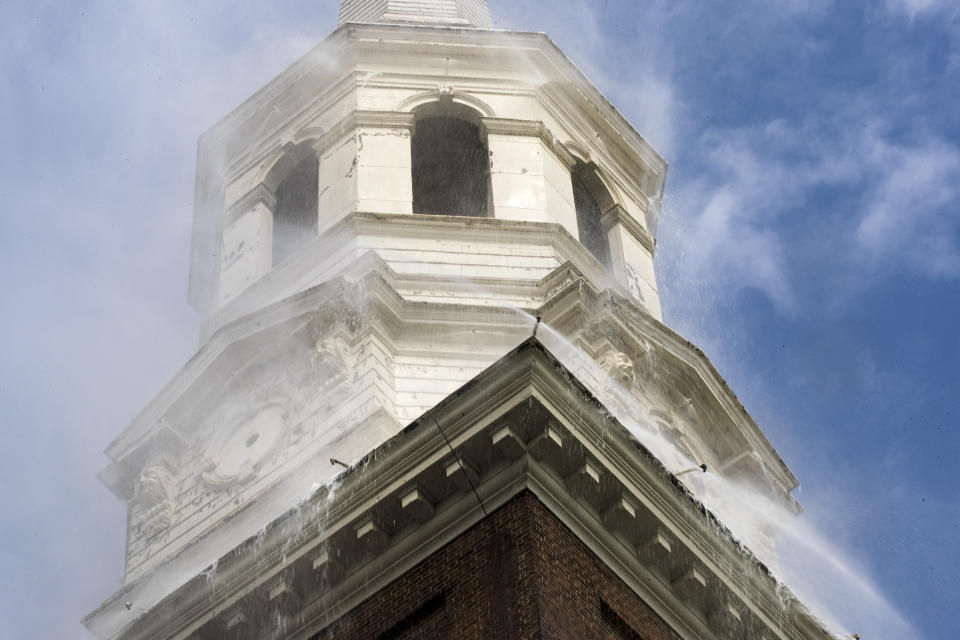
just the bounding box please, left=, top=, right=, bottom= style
left=201, top=457, right=256, bottom=489
left=545, top=276, right=576, bottom=302
left=313, top=336, right=356, bottom=385
left=597, top=348, right=636, bottom=387
left=133, top=464, right=178, bottom=537
left=201, top=402, right=288, bottom=489
left=625, top=264, right=646, bottom=303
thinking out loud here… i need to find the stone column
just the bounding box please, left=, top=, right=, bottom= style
left=483, top=118, right=578, bottom=236
left=356, top=112, right=416, bottom=216
left=602, top=204, right=662, bottom=320
left=219, top=185, right=275, bottom=305
left=319, top=111, right=416, bottom=233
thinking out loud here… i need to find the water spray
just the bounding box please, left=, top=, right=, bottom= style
left=675, top=464, right=708, bottom=476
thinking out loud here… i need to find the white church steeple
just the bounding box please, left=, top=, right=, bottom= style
left=339, top=0, right=493, bottom=28
left=83, top=3, right=831, bottom=638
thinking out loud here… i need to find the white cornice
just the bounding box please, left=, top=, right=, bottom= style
left=480, top=116, right=579, bottom=168
left=602, top=203, right=656, bottom=254
left=224, top=183, right=276, bottom=222
left=202, top=25, right=666, bottom=199
left=86, top=340, right=827, bottom=640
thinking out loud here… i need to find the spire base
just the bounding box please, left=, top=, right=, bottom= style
left=339, top=0, right=493, bottom=29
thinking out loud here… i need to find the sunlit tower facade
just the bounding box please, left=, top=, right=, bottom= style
left=86, top=1, right=833, bottom=638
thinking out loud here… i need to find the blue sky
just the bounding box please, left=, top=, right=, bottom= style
left=1, top=1, right=957, bottom=638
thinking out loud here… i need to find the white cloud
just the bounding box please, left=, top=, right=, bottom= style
left=886, top=0, right=955, bottom=19
left=662, top=120, right=846, bottom=315
left=856, top=137, right=960, bottom=278
left=681, top=185, right=796, bottom=312
left=662, top=109, right=960, bottom=320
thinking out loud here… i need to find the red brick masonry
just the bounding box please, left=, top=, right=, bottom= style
left=312, top=491, right=681, bottom=640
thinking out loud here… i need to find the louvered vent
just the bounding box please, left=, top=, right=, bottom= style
left=339, top=0, right=493, bottom=27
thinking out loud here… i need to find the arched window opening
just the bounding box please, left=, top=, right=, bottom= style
left=271, top=151, right=319, bottom=266
left=411, top=102, right=490, bottom=217
left=572, top=164, right=612, bottom=268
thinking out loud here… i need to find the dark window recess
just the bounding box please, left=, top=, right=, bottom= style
left=412, top=116, right=489, bottom=217
left=601, top=600, right=645, bottom=640
left=378, top=592, right=448, bottom=640
left=272, top=154, right=319, bottom=266
left=572, top=171, right=612, bottom=268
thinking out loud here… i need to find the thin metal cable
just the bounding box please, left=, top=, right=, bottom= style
left=431, top=413, right=488, bottom=518
left=430, top=413, right=513, bottom=639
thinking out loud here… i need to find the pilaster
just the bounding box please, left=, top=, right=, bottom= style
left=602, top=203, right=662, bottom=320
left=320, top=111, right=417, bottom=233
left=355, top=111, right=417, bottom=217
left=219, top=186, right=275, bottom=305
left=483, top=118, right=579, bottom=236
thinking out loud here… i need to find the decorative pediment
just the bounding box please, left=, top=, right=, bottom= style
left=543, top=279, right=799, bottom=500
left=86, top=339, right=827, bottom=640
left=98, top=249, right=797, bottom=604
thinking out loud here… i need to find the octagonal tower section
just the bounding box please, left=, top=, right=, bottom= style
left=188, top=22, right=667, bottom=340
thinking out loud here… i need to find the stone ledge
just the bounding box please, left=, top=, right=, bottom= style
left=481, top=117, right=578, bottom=169
left=602, top=203, right=656, bottom=254
left=224, top=183, right=277, bottom=224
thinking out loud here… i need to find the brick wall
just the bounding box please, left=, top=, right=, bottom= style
left=310, top=491, right=680, bottom=640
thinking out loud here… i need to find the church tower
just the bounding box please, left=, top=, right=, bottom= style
left=86, top=2, right=833, bottom=638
